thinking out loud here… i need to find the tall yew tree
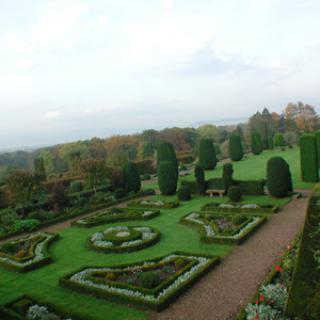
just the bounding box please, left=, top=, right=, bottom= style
left=156, top=141, right=178, bottom=178
left=198, top=139, right=218, bottom=170
left=123, top=162, right=141, bottom=193
left=158, top=161, right=177, bottom=195
left=229, top=134, right=243, bottom=161
left=251, top=132, right=263, bottom=155
left=300, top=134, right=319, bottom=182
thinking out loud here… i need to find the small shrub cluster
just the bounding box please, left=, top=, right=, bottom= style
left=177, top=187, right=191, bottom=201
left=228, top=186, right=242, bottom=202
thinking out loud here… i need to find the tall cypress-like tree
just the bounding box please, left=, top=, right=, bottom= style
left=222, top=163, right=233, bottom=191
left=300, top=134, right=319, bottom=182
left=251, top=132, right=263, bottom=155
left=194, top=164, right=206, bottom=194
left=123, top=162, right=141, bottom=193
left=229, top=134, right=243, bottom=161
left=158, top=161, right=177, bottom=195
left=315, top=131, right=320, bottom=167
left=198, top=139, right=218, bottom=170
left=156, top=141, right=178, bottom=179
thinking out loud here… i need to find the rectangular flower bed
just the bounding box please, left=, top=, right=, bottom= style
left=181, top=212, right=267, bottom=244
left=0, top=232, right=59, bottom=272
left=72, top=208, right=160, bottom=228
left=127, top=199, right=179, bottom=209
left=59, top=252, right=220, bottom=311
left=0, top=295, right=84, bottom=320
left=201, top=202, right=279, bottom=214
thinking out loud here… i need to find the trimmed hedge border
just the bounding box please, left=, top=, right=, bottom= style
left=127, top=199, right=179, bottom=209
left=59, top=251, right=220, bottom=311
left=201, top=203, right=279, bottom=214
left=0, top=295, right=86, bottom=320
left=181, top=212, right=268, bottom=245
left=0, top=232, right=59, bottom=273
left=87, top=226, right=161, bottom=253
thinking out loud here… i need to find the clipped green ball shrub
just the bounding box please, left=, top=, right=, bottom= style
left=123, top=162, right=141, bottom=193
left=300, top=134, right=319, bottom=182
left=229, top=134, right=243, bottom=161
left=266, top=156, right=293, bottom=198
left=199, top=138, right=218, bottom=170
left=158, top=161, right=177, bottom=195
left=228, top=186, right=242, bottom=202
left=177, top=186, right=191, bottom=201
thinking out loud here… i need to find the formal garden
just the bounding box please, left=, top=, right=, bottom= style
left=0, top=130, right=319, bottom=320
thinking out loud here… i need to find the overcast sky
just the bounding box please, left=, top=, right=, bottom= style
left=0, top=0, right=320, bottom=149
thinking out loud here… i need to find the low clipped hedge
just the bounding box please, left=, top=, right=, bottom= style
left=234, top=179, right=265, bottom=195
left=59, top=251, right=220, bottom=311
left=0, top=295, right=86, bottom=320
left=0, top=233, right=59, bottom=272
left=201, top=202, right=279, bottom=214
left=127, top=199, right=179, bottom=209
left=206, top=178, right=224, bottom=189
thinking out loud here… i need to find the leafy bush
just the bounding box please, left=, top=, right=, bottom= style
left=199, top=139, right=218, bottom=170
left=222, top=163, right=233, bottom=191
left=177, top=187, right=191, bottom=201
left=229, top=134, right=243, bottom=161
left=266, top=157, right=292, bottom=198
left=89, top=192, right=107, bottom=205
left=228, top=186, right=242, bottom=202
left=274, top=133, right=286, bottom=147
left=69, top=181, right=83, bottom=193
left=133, top=159, right=155, bottom=174
left=13, top=219, right=40, bottom=232
left=235, top=180, right=265, bottom=195
left=139, top=271, right=160, bottom=289
left=123, top=162, right=141, bottom=193
left=114, top=188, right=127, bottom=199
left=206, top=178, right=224, bottom=189
left=158, top=161, right=177, bottom=195
left=300, top=134, right=319, bottom=182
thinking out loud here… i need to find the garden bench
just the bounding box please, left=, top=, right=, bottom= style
left=206, top=189, right=224, bottom=198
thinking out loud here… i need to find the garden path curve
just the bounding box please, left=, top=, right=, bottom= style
left=152, top=193, right=310, bottom=320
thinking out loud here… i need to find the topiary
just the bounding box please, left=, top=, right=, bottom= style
left=315, top=131, right=320, bottom=167
left=194, top=164, right=206, bottom=194
left=266, top=156, right=292, bottom=198
left=158, top=161, right=177, bottom=195
left=229, top=134, right=243, bottom=161
left=228, top=186, right=242, bottom=202
left=300, top=134, right=319, bottom=182
left=251, top=132, right=263, bottom=155
left=123, top=162, right=141, bottom=193
left=222, top=163, right=233, bottom=191
left=177, top=186, right=191, bottom=201
left=198, top=138, right=218, bottom=170
left=156, top=141, right=178, bottom=179
left=139, top=271, right=160, bottom=289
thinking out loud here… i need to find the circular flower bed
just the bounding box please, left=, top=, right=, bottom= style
left=89, top=226, right=161, bottom=253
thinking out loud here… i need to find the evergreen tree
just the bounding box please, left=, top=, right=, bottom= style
left=156, top=141, right=178, bottom=179
left=33, top=158, right=46, bottom=182
left=123, top=162, right=141, bottom=193
left=229, top=134, right=243, bottom=161
left=300, top=134, right=319, bottom=182
left=251, top=132, right=263, bottom=155
left=158, top=161, right=177, bottom=195
left=198, top=139, right=218, bottom=170
left=222, top=163, right=233, bottom=191
left=194, top=164, right=206, bottom=194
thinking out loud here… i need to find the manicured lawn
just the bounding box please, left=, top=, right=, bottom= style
left=0, top=196, right=234, bottom=320
left=144, top=146, right=314, bottom=190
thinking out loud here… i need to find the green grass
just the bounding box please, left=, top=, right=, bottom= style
left=0, top=196, right=234, bottom=320
left=144, top=147, right=315, bottom=190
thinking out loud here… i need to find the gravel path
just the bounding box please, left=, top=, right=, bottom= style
left=152, top=194, right=309, bottom=320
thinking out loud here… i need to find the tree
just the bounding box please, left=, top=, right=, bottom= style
left=198, top=139, right=218, bottom=170
left=111, top=168, right=124, bottom=191
left=300, top=134, right=319, bottom=182
left=123, top=162, right=141, bottom=193
left=266, top=157, right=293, bottom=198
left=51, top=183, right=69, bottom=210
left=81, top=159, right=109, bottom=193
left=194, top=164, right=206, bottom=194
left=251, top=132, right=263, bottom=155
left=229, top=134, right=243, bottom=161
left=273, top=133, right=286, bottom=147
left=33, top=158, right=46, bottom=183
left=197, top=124, right=218, bottom=141
left=315, top=131, right=320, bottom=167
left=158, top=161, right=177, bottom=195
left=6, top=170, right=35, bottom=216
left=222, top=163, right=233, bottom=191
left=156, top=141, right=178, bottom=179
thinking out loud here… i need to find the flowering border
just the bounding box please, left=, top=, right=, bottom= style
left=0, top=232, right=59, bottom=272
left=88, top=226, right=161, bottom=253
left=127, top=199, right=180, bottom=209
left=181, top=212, right=267, bottom=244
left=201, top=202, right=279, bottom=214
left=59, top=252, right=220, bottom=311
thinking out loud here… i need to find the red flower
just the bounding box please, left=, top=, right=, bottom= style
left=255, top=299, right=260, bottom=305
left=275, top=265, right=283, bottom=272
left=259, top=294, right=265, bottom=302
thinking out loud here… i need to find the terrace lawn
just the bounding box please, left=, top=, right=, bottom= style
left=144, top=146, right=314, bottom=190
left=0, top=195, right=235, bottom=320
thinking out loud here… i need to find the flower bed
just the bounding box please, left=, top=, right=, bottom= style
left=201, top=202, right=279, bottom=214
left=89, top=226, right=161, bottom=253
left=181, top=212, right=267, bottom=244
left=72, top=208, right=160, bottom=228
left=0, top=232, right=59, bottom=272
left=0, top=295, right=84, bottom=320
left=59, top=252, right=220, bottom=311
left=127, top=199, right=179, bottom=209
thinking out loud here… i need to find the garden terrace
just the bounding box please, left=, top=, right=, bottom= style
left=127, top=199, right=179, bottom=209
left=88, top=226, right=161, bottom=253
left=0, top=232, right=59, bottom=272
left=201, top=202, right=279, bottom=214
left=181, top=212, right=267, bottom=244
left=59, top=252, right=220, bottom=311
left=73, top=208, right=160, bottom=228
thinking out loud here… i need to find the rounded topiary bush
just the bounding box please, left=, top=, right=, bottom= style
left=158, top=161, right=177, bottom=195
left=177, top=186, right=191, bottom=201
left=199, top=138, right=218, bottom=170
left=194, top=164, right=206, bottom=194
left=228, top=186, right=242, bottom=202
left=123, top=162, right=141, bottom=193
left=266, top=156, right=293, bottom=198
left=139, top=271, right=160, bottom=289
left=157, top=141, right=178, bottom=179
left=229, top=134, right=243, bottom=161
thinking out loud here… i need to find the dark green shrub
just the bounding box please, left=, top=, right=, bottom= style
left=123, top=162, right=141, bottom=193
left=111, top=168, right=124, bottom=191
left=229, top=134, right=243, bottom=161
left=198, top=139, right=218, bottom=170
left=140, top=173, right=151, bottom=181
left=139, top=271, right=160, bottom=289
left=69, top=181, right=83, bottom=193
left=142, top=189, right=156, bottom=196
left=133, top=159, right=155, bottom=174
left=268, top=137, right=274, bottom=149
left=300, top=134, right=319, bottom=182
left=266, top=157, right=292, bottom=198
left=157, top=141, right=178, bottom=179
left=274, top=133, right=286, bottom=147
left=206, top=178, right=224, bottom=189
left=90, top=192, right=106, bottom=205
left=194, top=164, right=206, bottom=194
left=158, top=161, right=177, bottom=195
left=251, top=132, right=263, bottom=155
left=315, top=131, right=320, bottom=167
left=180, top=180, right=200, bottom=195
left=235, top=179, right=265, bottom=195
left=222, top=163, right=233, bottom=191
left=177, top=186, right=191, bottom=201
left=228, top=186, right=242, bottom=202
left=13, top=219, right=40, bottom=232
left=114, top=188, right=127, bottom=199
